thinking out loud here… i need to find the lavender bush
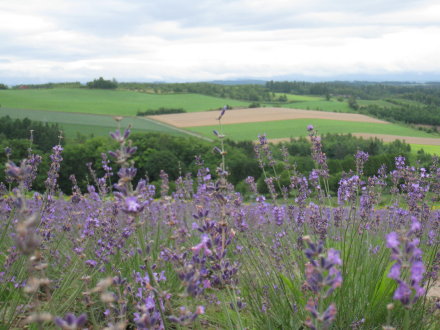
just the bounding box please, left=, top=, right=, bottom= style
left=0, top=118, right=439, bottom=329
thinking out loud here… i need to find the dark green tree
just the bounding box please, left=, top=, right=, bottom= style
left=86, top=77, right=118, bottom=89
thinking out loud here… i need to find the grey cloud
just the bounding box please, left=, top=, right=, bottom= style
left=0, top=0, right=439, bottom=84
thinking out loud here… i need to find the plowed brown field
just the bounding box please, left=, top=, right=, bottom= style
left=147, top=107, right=388, bottom=128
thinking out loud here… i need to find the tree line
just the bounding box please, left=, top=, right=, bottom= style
left=0, top=116, right=61, bottom=152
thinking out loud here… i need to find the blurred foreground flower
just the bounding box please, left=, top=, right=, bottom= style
left=386, top=217, right=426, bottom=307
left=302, top=236, right=342, bottom=329
left=54, top=313, right=87, bottom=330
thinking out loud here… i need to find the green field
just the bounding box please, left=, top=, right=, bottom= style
left=187, top=118, right=437, bottom=141
left=0, top=107, right=188, bottom=140
left=393, top=98, right=426, bottom=107
left=269, top=95, right=398, bottom=113
left=271, top=100, right=352, bottom=112
left=272, top=93, right=323, bottom=102
left=0, top=88, right=249, bottom=115
left=357, top=99, right=397, bottom=107
left=410, top=144, right=440, bottom=155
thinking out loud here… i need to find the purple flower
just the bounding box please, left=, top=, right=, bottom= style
left=122, top=196, right=144, bottom=214
left=322, top=303, right=337, bottom=322
left=327, top=248, right=342, bottom=266
left=393, top=281, right=412, bottom=305
left=85, top=259, right=97, bottom=268
left=386, top=232, right=399, bottom=249
left=410, top=218, right=421, bottom=233
left=302, top=237, right=341, bottom=329
left=388, top=263, right=401, bottom=280
left=307, top=125, right=314, bottom=131
left=191, top=234, right=212, bottom=256
left=411, top=261, right=425, bottom=283
left=218, top=105, right=227, bottom=120
left=386, top=225, right=426, bottom=307
left=54, top=313, right=87, bottom=330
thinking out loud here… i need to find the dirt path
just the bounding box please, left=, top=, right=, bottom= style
left=147, top=107, right=388, bottom=128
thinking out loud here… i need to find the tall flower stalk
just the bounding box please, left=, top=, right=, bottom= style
left=302, top=236, right=342, bottom=330
left=108, top=120, right=168, bottom=328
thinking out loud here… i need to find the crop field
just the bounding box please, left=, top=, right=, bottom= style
left=0, top=88, right=249, bottom=115
left=187, top=118, right=439, bottom=142
left=271, top=99, right=353, bottom=112
left=350, top=133, right=440, bottom=146
left=1, top=125, right=439, bottom=329
left=149, top=108, right=387, bottom=127
left=272, top=93, right=323, bottom=102
left=150, top=107, right=440, bottom=146
left=392, top=98, right=427, bottom=107
left=410, top=144, right=440, bottom=155
left=269, top=95, right=398, bottom=112
left=1, top=89, right=438, bottom=150
left=357, top=99, right=398, bottom=107
left=0, top=107, right=187, bottom=139
left=277, top=99, right=398, bottom=112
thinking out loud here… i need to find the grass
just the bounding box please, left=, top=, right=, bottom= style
left=410, top=144, right=440, bottom=155
left=0, top=107, right=187, bottom=140
left=268, top=95, right=399, bottom=113
left=187, top=118, right=437, bottom=141
left=268, top=100, right=353, bottom=112
left=0, top=88, right=249, bottom=115
left=357, top=99, right=398, bottom=107
left=392, top=98, right=427, bottom=107
left=272, top=93, right=323, bottom=102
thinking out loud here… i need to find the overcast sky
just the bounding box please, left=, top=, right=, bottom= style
left=1, top=0, right=440, bottom=84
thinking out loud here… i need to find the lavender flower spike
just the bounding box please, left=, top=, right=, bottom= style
left=218, top=105, right=227, bottom=120
left=385, top=220, right=426, bottom=307
left=54, top=313, right=87, bottom=330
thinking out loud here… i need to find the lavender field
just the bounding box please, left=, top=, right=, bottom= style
left=1, top=120, right=439, bottom=329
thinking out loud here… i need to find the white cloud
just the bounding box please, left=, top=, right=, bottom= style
left=0, top=0, right=439, bottom=83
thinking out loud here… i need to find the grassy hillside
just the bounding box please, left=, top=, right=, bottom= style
left=187, top=118, right=437, bottom=141
left=0, top=88, right=249, bottom=115
left=0, top=107, right=187, bottom=140
left=273, top=100, right=353, bottom=112
left=265, top=97, right=397, bottom=113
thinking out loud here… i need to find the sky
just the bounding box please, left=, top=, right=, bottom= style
left=1, top=0, right=440, bottom=84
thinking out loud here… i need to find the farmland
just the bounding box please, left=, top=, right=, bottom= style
left=1, top=86, right=438, bottom=151
left=0, top=107, right=188, bottom=139
left=272, top=99, right=354, bottom=112
left=269, top=99, right=399, bottom=113
left=148, top=107, right=387, bottom=127
left=186, top=118, right=438, bottom=142
left=410, top=144, right=440, bottom=155
left=0, top=88, right=249, bottom=115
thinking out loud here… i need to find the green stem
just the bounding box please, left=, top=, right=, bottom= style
left=403, top=308, right=410, bottom=330
left=135, top=216, right=167, bottom=328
